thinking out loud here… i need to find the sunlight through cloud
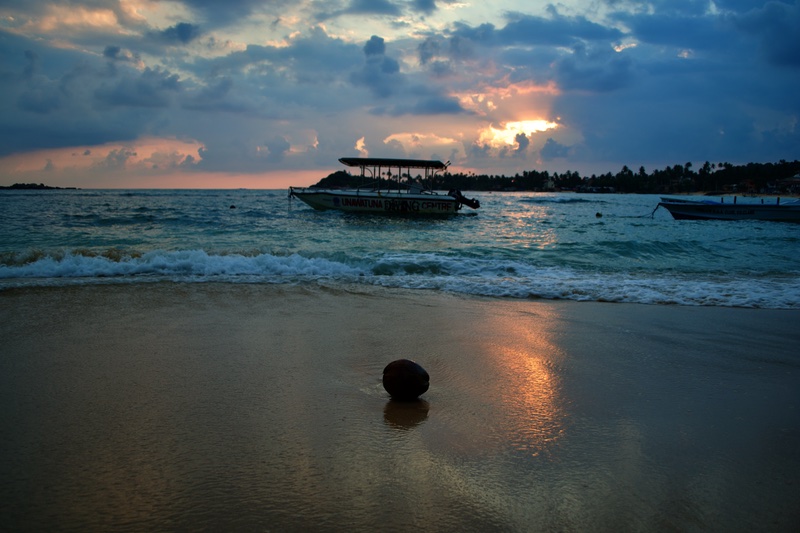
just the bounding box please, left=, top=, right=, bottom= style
left=478, top=120, right=559, bottom=148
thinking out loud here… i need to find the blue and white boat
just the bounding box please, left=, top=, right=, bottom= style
left=658, top=196, right=800, bottom=221
left=289, top=157, right=479, bottom=215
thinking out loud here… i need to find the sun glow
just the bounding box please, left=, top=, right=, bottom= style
left=478, top=120, right=559, bottom=147
left=355, top=136, right=368, bottom=157
left=454, top=80, right=560, bottom=118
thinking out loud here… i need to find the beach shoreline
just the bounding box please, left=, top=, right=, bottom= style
left=2, top=283, right=799, bottom=531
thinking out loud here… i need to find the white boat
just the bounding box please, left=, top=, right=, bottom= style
left=289, top=158, right=479, bottom=215
left=657, top=196, right=800, bottom=221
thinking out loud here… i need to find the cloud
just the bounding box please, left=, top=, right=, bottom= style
left=264, top=135, right=291, bottom=162
left=179, top=0, right=276, bottom=27
left=96, top=147, right=137, bottom=170
left=364, top=34, right=387, bottom=56
left=102, top=46, right=143, bottom=68
left=351, top=35, right=403, bottom=97
left=151, top=22, right=202, bottom=45
left=551, top=42, right=635, bottom=92
left=411, top=0, right=437, bottom=15
left=316, top=0, right=404, bottom=20
left=16, top=51, right=62, bottom=114
left=734, top=1, right=800, bottom=66
left=514, top=132, right=530, bottom=156
left=182, top=77, right=252, bottom=113
left=94, top=67, right=181, bottom=108
left=540, top=137, right=570, bottom=161
left=409, top=95, right=464, bottom=115
left=499, top=10, right=624, bottom=46
left=370, top=94, right=466, bottom=116
left=418, top=34, right=475, bottom=72
left=347, top=0, right=402, bottom=16
left=613, top=10, right=738, bottom=52
left=452, top=9, right=624, bottom=47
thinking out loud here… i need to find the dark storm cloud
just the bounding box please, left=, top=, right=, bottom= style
left=350, top=35, right=403, bottom=97
left=551, top=42, right=635, bottom=92
left=264, top=135, right=291, bottom=161
left=452, top=9, right=623, bottom=47
left=418, top=34, right=474, bottom=66
left=418, top=36, right=439, bottom=64
left=194, top=28, right=362, bottom=85
left=412, top=95, right=463, bottom=114
left=182, top=77, right=252, bottom=113
left=514, top=133, right=529, bottom=156
left=364, top=35, right=387, bottom=56
left=613, top=11, right=739, bottom=52
left=347, top=0, right=402, bottom=16
left=734, top=1, right=800, bottom=66
left=350, top=33, right=469, bottom=115
left=152, top=22, right=202, bottom=45
left=179, top=0, right=278, bottom=26
left=540, top=138, right=570, bottom=161
left=499, top=10, right=624, bottom=45
left=0, top=23, right=193, bottom=158
left=411, top=0, right=437, bottom=15
left=603, top=0, right=710, bottom=16
left=97, top=147, right=137, bottom=170
left=103, top=46, right=140, bottom=63
left=316, top=0, right=404, bottom=20
left=94, top=68, right=181, bottom=108
left=17, top=74, right=62, bottom=113
left=370, top=94, right=465, bottom=116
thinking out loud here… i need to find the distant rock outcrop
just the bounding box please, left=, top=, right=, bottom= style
left=0, top=183, right=77, bottom=190
left=311, top=171, right=398, bottom=189
left=311, top=170, right=362, bottom=188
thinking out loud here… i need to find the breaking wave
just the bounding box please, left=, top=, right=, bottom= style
left=2, top=249, right=798, bottom=309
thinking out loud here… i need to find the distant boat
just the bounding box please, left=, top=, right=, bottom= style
left=657, top=196, right=800, bottom=221
left=289, top=158, right=480, bottom=215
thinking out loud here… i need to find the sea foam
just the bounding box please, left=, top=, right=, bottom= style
left=2, top=249, right=799, bottom=309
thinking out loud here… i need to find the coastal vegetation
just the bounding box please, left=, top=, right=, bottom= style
left=315, top=159, right=800, bottom=195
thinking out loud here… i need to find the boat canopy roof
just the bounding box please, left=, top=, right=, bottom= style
left=339, top=157, right=447, bottom=170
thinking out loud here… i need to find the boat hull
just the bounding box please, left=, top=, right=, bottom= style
left=658, top=200, right=800, bottom=221
left=289, top=188, right=461, bottom=215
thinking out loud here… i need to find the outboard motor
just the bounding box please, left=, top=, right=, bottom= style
left=448, top=189, right=480, bottom=210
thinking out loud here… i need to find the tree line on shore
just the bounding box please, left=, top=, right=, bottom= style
left=433, top=159, right=800, bottom=194
left=317, top=159, right=800, bottom=194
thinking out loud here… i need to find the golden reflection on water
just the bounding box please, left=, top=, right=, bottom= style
left=477, top=304, right=566, bottom=456
left=495, top=197, right=559, bottom=249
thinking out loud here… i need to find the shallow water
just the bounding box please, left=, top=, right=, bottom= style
left=1, top=190, right=799, bottom=308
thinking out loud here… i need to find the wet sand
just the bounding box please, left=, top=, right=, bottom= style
left=1, top=283, right=799, bottom=532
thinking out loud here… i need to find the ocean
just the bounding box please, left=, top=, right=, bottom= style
left=2, top=189, right=798, bottom=308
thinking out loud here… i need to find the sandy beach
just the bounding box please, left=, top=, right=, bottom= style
left=2, top=283, right=799, bottom=532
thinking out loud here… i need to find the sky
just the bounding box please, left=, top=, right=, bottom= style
left=0, top=0, right=798, bottom=188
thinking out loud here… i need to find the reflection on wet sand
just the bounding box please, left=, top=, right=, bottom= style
left=384, top=400, right=430, bottom=430
left=477, top=305, right=566, bottom=456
